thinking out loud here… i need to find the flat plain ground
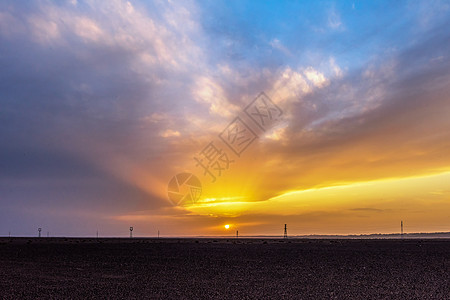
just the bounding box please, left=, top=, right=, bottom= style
left=0, top=238, right=449, bottom=299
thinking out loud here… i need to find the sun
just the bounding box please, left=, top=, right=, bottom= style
left=224, top=224, right=230, bottom=229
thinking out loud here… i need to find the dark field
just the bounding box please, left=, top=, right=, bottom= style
left=0, top=238, right=449, bottom=299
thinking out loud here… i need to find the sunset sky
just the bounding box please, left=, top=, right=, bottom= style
left=1, top=0, right=449, bottom=237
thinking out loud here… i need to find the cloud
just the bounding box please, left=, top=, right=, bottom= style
left=304, top=67, right=329, bottom=88
left=251, top=21, right=450, bottom=199
left=329, top=57, right=343, bottom=77
left=192, top=76, right=239, bottom=117
left=270, top=67, right=310, bottom=103
left=160, top=129, right=181, bottom=138
left=349, top=208, right=384, bottom=212
left=1, top=0, right=450, bottom=236
left=328, top=6, right=343, bottom=30
left=269, top=38, right=291, bottom=56
left=0, top=0, right=208, bottom=219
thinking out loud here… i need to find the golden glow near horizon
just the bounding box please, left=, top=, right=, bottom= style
left=77, top=4, right=450, bottom=237
left=113, top=84, right=450, bottom=236
left=4, top=1, right=450, bottom=238
left=175, top=170, right=450, bottom=235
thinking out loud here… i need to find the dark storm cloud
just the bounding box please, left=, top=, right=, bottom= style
left=0, top=0, right=208, bottom=235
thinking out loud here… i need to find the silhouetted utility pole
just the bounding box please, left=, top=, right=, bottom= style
left=130, top=226, right=133, bottom=238
left=158, top=230, right=160, bottom=238
left=401, top=220, right=403, bottom=238
left=236, top=230, right=239, bottom=238
left=284, top=224, right=288, bottom=239
left=96, top=230, right=99, bottom=239
left=38, top=228, right=42, bottom=238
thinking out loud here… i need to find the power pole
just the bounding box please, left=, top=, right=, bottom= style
left=38, top=228, right=42, bottom=238
left=401, top=220, right=403, bottom=238
left=284, top=224, right=288, bottom=239
left=157, top=230, right=160, bottom=238
left=236, top=230, right=238, bottom=239
left=130, top=226, right=133, bottom=238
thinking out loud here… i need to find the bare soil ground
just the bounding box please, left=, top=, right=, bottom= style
left=0, top=238, right=449, bottom=299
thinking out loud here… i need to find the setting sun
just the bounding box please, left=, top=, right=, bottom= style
left=1, top=0, right=450, bottom=239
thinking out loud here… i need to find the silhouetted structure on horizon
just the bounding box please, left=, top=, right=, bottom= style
left=284, top=224, right=287, bottom=239
left=401, top=220, right=404, bottom=238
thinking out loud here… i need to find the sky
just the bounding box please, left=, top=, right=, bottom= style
left=1, top=0, right=449, bottom=237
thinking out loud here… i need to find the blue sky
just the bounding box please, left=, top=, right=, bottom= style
left=1, top=0, right=450, bottom=236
